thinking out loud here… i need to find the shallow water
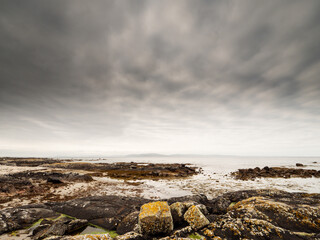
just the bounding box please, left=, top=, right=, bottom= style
left=69, top=156, right=320, bottom=199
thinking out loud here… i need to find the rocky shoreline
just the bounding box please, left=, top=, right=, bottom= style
left=1, top=157, right=320, bottom=239
left=1, top=190, right=320, bottom=239
left=232, top=166, right=320, bottom=180
left=0, top=158, right=198, bottom=208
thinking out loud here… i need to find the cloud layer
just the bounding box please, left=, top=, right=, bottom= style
left=1, top=0, right=320, bottom=156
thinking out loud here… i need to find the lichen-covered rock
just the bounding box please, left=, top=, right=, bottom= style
left=200, top=196, right=320, bottom=239
left=115, top=231, right=143, bottom=240
left=184, top=205, right=209, bottom=230
left=171, top=226, right=193, bottom=237
left=229, top=197, right=320, bottom=233
left=170, top=202, right=187, bottom=224
left=138, top=201, right=173, bottom=235
left=194, top=204, right=208, bottom=215
left=44, top=234, right=113, bottom=240
left=201, top=217, right=315, bottom=240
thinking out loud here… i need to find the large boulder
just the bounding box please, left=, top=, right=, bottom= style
left=138, top=201, right=173, bottom=235
left=184, top=205, right=209, bottom=230
left=200, top=196, right=320, bottom=239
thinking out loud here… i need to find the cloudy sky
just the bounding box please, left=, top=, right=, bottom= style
left=1, top=0, right=320, bottom=157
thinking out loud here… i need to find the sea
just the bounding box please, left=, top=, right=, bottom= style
left=66, top=156, right=320, bottom=199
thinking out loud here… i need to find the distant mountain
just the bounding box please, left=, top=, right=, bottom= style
left=125, top=153, right=169, bottom=158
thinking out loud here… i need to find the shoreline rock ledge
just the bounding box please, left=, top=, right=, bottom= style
left=1, top=190, right=320, bottom=239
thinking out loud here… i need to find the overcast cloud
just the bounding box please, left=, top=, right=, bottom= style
left=1, top=0, right=320, bottom=157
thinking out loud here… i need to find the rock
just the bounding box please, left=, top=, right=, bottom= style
left=171, top=226, right=193, bottom=237
left=47, top=177, right=63, bottom=184
left=229, top=197, right=320, bottom=233
left=90, top=217, right=121, bottom=230
left=206, top=196, right=231, bottom=214
left=33, top=221, right=68, bottom=239
left=32, top=216, right=88, bottom=239
left=44, top=234, right=113, bottom=240
left=296, top=163, right=304, bottom=167
left=166, top=194, right=208, bottom=205
left=0, top=207, right=59, bottom=234
left=46, top=195, right=149, bottom=230
left=170, top=202, right=187, bottom=224
left=184, top=205, right=210, bottom=230
left=117, top=211, right=139, bottom=235
left=46, top=162, right=198, bottom=180
left=232, top=166, right=320, bottom=180
left=201, top=196, right=320, bottom=239
left=66, top=219, right=88, bottom=234
left=138, top=201, right=173, bottom=235
left=115, top=231, right=144, bottom=240
left=194, top=204, right=208, bottom=215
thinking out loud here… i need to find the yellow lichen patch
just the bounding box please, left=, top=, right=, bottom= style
left=139, top=201, right=170, bottom=218
left=139, top=201, right=173, bottom=235
left=71, top=234, right=112, bottom=240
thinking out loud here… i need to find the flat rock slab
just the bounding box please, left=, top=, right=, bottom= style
left=139, top=201, right=173, bottom=235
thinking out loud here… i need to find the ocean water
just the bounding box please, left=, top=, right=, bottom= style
left=76, top=156, right=320, bottom=199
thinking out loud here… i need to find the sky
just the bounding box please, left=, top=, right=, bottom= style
left=0, top=0, right=320, bottom=157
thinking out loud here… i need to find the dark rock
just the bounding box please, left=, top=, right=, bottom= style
left=117, top=211, right=139, bottom=235
left=170, top=202, right=187, bottom=225
left=66, top=219, right=88, bottom=234
left=232, top=166, right=320, bottom=180
left=296, top=163, right=304, bottom=167
left=0, top=207, right=59, bottom=235
left=45, top=162, right=198, bottom=180
left=47, top=177, right=63, bottom=184
left=45, top=195, right=149, bottom=230
left=206, top=196, right=231, bottom=214
left=90, top=217, right=121, bottom=230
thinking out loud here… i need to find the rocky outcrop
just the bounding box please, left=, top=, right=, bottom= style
left=232, top=166, right=320, bottom=180
left=1, top=190, right=320, bottom=239
left=138, top=201, right=173, bottom=235
left=45, top=162, right=198, bottom=180
left=183, top=205, right=209, bottom=230
left=200, top=196, right=320, bottom=239
left=46, top=195, right=149, bottom=230
left=0, top=206, right=59, bottom=234
left=0, top=157, right=65, bottom=167
left=32, top=217, right=88, bottom=239
left=0, top=171, right=94, bottom=206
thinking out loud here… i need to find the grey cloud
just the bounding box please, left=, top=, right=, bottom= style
left=0, top=0, right=320, bottom=156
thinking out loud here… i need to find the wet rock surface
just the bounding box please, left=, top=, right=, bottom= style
left=1, top=189, right=319, bottom=239
left=0, top=157, right=66, bottom=167
left=0, top=171, right=93, bottom=206
left=45, top=162, right=198, bottom=180
left=0, top=158, right=199, bottom=209
left=232, top=166, right=320, bottom=180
